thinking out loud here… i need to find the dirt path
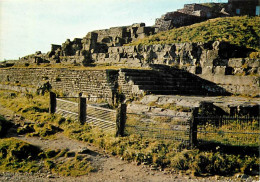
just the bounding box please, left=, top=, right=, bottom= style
left=0, top=103, right=245, bottom=182
left=13, top=133, right=187, bottom=182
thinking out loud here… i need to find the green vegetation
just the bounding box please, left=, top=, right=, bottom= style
left=43, top=150, right=93, bottom=177
left=148, top=101, right=191, bottom=112
left=197, top=119, right=259, bottom=147
left=129, top=16, right=260, bottom=52
left=0, top=91, right=93, bottom=176
left=0, top=138, right=41, bottom=173
left=0, top=138, right=93, bottom=176
left=0, top=90, right=259, bottom=177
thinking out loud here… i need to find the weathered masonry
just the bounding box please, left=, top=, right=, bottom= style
left=0, top=66, right=259, bottom=100
left=0, top=68, right=118, bottom=102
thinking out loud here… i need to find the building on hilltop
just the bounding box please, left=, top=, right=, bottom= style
left=228, top=0, right=260, bottom=16
left=155, top=3, right=230, bottom=32
left=155, top=0, right=259, bottom=32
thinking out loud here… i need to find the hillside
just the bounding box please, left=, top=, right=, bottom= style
left=129, top=16, right=260, bottom=52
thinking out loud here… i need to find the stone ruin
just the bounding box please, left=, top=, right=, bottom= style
left=155, top=0, right=259, bottom=32
left=0, top=1, right=259, bottom=113
left=17, top=23, right=158, bottom=66
left=13, top=0, right=259, bottom=68
left=155, top=3, right=229, bottom=31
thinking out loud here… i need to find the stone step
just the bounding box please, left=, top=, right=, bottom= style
left=123, top=72, right=159, bottom=77
left=144, top=90, right=180, bottom=95
left=120, top=69, right=155, bottom=74
left=133, top=81, right=178, bottom=86
left=138, top=85, right=177, bottom=90
left=127, top=76, right=188, bottom=82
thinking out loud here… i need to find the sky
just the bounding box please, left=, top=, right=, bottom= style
left=0, top=0, right=228, bottom=61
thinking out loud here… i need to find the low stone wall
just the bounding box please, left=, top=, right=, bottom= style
left=0, top=84, right=37, bottom=93
left=0, top=65, right=258, bottom=102
left=0, top=68, right=119, bottom=102
left=199, top=75, right=259, bottom=96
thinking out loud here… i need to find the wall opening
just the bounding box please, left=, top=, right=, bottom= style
left=236, top=9, right=241, bottom=15
left=256, top=6, right=260, bottom=16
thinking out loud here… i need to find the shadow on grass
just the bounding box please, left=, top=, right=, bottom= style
left=197, top=140, right=259, bottom=157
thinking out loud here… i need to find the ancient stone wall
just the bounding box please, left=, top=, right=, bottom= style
left=91, top=42, right=259, bottom=96
left=0, top=68, right=119, bottom=102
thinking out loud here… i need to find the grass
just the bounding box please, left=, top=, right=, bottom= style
left=197, top=117, right=259, bottom=147
left=44, top=154, right=93, bottom=177
left=128, top=16, right=260, bottom=53
left=0, top=90, right=259, bottom=176
left=0, top=138, right=42, bottom=173
left=0, top=138, right=93, bottom=176
left=148, top=101, right=191, bottom=112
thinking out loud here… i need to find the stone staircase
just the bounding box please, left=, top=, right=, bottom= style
left=119, top=68, right=203, bottom=97
left=118, top=67, right=229, bottom=98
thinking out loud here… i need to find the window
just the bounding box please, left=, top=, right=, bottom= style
left=256, top=6, right=260, bottom=16
left=236, top=9, right=240, bottom=15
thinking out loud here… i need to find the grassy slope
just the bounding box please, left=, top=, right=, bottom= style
left=129, top=16, right=260, bottom=52
left=0, top=90, right=259, bottom=177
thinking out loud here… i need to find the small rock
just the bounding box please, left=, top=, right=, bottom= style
left=241, top=174, right=249, bottom=179
left=236, top=174, right=242, bottom=178
left=215, top=175, right=221, bottom=180
left=120, top=169, right=124, bottom=172
left=47, top=174, right=55, bottom=178
left=246, top=177, right=253, bottom=182
left=78, top=147, right=90, bottom=154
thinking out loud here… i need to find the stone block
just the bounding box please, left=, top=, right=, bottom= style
left=213, top=59, right=228, bottom=66
left=202, top=66, right=213, bottom=75
left=233, top=68, right=244, bottom=75
left=228, top=58, right=245, bottom=67
left=124, top=46, right=136, bottom=53
left=187, top=66, right=196, bottom=74
left=206, top=50, right=219, bottom=61
left=108, top=47, right=119, bottom=53
left=244, top=59, right=260, bottom=68
left=214, top=66, right=226, bottom=75
left=153, top=44, right=164, bottom=52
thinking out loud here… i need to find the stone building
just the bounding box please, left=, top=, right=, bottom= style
left=155, top=0, right=259, bottom=32
left=155, top=3, right=229, bottom=32
left=228, top=0, right=260, bottom=16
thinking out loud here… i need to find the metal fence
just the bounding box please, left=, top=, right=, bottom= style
left=52, top=94, right=117, bottom=133
left=125, top=112, right=192, bottom=146
left=51, top=93, right=260, bottom=148
left=86, top=104, right=117, bottom=132
left=196, top=115, right=260, bottom=147
left=56, top=98, right=79, bottom=121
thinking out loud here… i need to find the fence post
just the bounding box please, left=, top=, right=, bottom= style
left=116, top=103, right=127, bottom=137
left=78, top=96, right=86, bottom=125
left=49, top=92, right=56, bottom=114
left=190, top=107, right=199, bottom=148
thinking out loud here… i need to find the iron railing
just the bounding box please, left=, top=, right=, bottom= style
left=196, top=115, right=260, bottom=147
left=125, top=112, right=192, bottom=145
